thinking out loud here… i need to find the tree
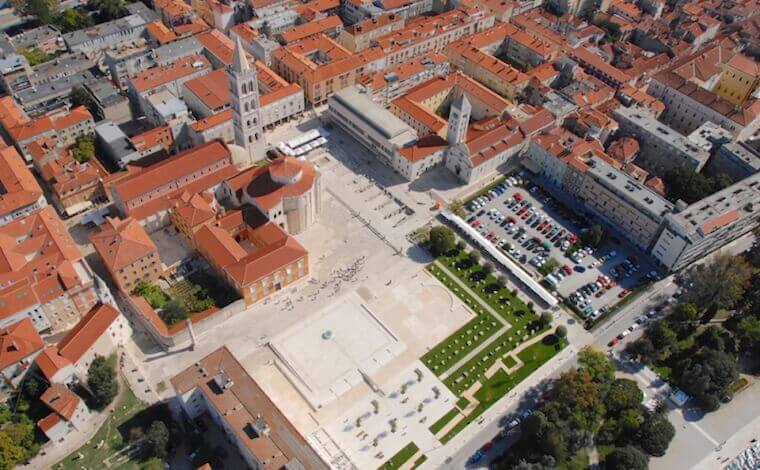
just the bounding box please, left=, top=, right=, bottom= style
left=71, top=134, right=96, bottom=163
left=146, top=421, right=170, bottom=458
left=603, top=445, right=648, bottom=470
left=637, top=413, right=675, bottom=456
left=11, top=0, right=60, bottom=23
left=696, top=326, right=735, bottom=354
left=71, top=86, right=97, bottom=116
left=496, top=275, right=507, bottom=289
left=428, top=226, right=455, bottom=256
left=677, top=348, right=738, bottom=411
left=483, top=262, right=494, bottom=275
left=538, top=428, right=567, bottom=462
left=552, top=369, right=601, bottom=412
left=456, top=240, right=466, bottom=251
left=683, top=254, right=752, bottom=311
left=540, top=311, right=553, bottom=326
left=468, top=250, right=481, bottom=264
left=450, top=199, right=466, bottom=218
left=581, top=225, right=605, bottom=247
left=647, top=321, right=677, bottom=352
left=578, top=346, right=615, bottom=385
left=0, top=432, right=26, bottom=470
left=19, top=48, right=52, bottom=66
left=605, top=378, right=643, bottom=414
left=55, top=7, right=93, bottom=32
left=625, top=337, right=657, bottom=364
left=88, top=0, right=125, bottom=21
left=161, top=299, right=188, bottom=326
left=87, top=355, right=118, bottom=408
left=23, top=376, right=41, bottom=400
left=671, top=303, right=699, bottom=323
left=664, top=166, right=732, bottom=204
left=555, top=325, right=567, bottom=339
left=737, top=316, right=760, bottom=355
left=520, top=411, right=548, bottom=439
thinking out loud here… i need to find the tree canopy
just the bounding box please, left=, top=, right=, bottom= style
left=581, top=225, right=605, bottom=247
left=429, top=226, right=455, bottom=256
left=147, top=421, right=170, bottom=458
left=87, top=355, right=118, bottom=409
left=604, top=378, right=643, bottom=414
left=636, top=413, right=675, bottom=457
left=664, top=166, right=732, bottom=204
left=677, top=348, right=739, bottom=410
left=682, top=254, right=752, bottom=311
left=603, top=445, right=648, bottom=470
left=71, top=134, right=96, bottom=163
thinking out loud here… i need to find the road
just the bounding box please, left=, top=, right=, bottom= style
left=439, top=233, right=755, bottom=468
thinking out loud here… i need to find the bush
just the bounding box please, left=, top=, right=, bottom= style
left=555, top=325, right=567, bottom=339
left=540, top=311, right=553, bottom=326
left=469, top=251, right=481, bottom=263
left=134, top=281, right=168, bottom=308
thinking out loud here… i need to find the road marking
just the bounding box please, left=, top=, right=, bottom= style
left=690, top=421, right=720, bottom=447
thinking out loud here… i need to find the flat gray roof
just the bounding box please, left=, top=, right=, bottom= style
left=331, top=87, right=416, bottom=141
left=63, top=14, right=146, bottom=47
left=672, top=172, right=760, bottom=238
left=17, top=70, right=95, bottom=105
left=587, top=156, right=674, bottom=221
left=153, top=37, right=203, bottom=65
left=614, top=106, right=709, bottom=165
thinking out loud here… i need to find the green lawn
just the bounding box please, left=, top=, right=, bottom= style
left=440, top=340, right=566, bottom=443
left=422, top=264, right=502, bottom=375
left=438, top=253, right=539, bottom=326
left=411, top=455, right=428, bottom=469
left=443, top=324, right=547, bottom=396
left=456, top=397, right=470, bottom=410
left=379, top=442, right=419, bottom=470
left=504, top=355, right=517, bottom=368
left=58, top=383, right=149, bottom=470
left=429, top=408, right=459, bottom=434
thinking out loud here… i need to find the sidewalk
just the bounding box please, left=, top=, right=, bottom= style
left=694, top=415, right=760, bottom=470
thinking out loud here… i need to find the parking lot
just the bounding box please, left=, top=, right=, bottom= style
left=464, top=173, right=658, bottom=322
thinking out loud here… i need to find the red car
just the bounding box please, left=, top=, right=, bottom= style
left=508, top=216, right=516, bottom=224
left=618, top=289, right=630, bottom=298
left=608, top=338, right=619, bottom=347
left=481, top=441, right=494, bottom=452
left=487, top=232, right=496, bottom=240
left=521, top=211, right=531, bottom=220
left=514, top=192, right=523, bottom=201
left=471, top=220, right=481, bottom=228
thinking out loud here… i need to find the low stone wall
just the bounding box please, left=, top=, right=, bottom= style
left=122, top=293, right=246, bottom=351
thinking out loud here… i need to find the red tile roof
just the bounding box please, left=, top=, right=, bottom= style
left=56, top=303, right=120, bottom=365
left=0, top=318, right=44, bottom=370
left=0, top=146, right=44, bottom=217
left=0, top=96, right=28, bottom=133
left=224, top=157, right=319, bottom=212
left=35, top=345, right=73, bottom=382
left=280, top=15, right=343, bottom=44
left=700, top=209, right=741, bottom=234
left=90, top=217, right=157, bottom=272
left=40, top=383, right=80, bottom=420
left=184, top=69, right=230, bottom=111
left=112, top=141, right=232, bottom=203
left=0, top=207, right=89, bottom=322
left=397, top=134, right=448, bottom=162
left=131, top=55, right=211, bottom=94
